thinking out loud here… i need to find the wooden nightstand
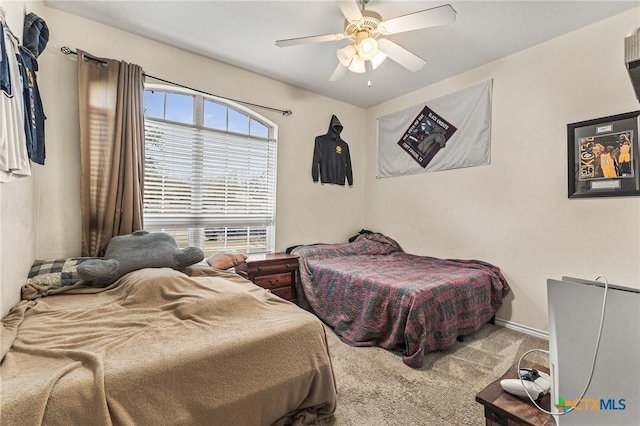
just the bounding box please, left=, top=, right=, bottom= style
left=476, top=361, right=555, bottom=426
left=235, top=253, right=299, bottom=302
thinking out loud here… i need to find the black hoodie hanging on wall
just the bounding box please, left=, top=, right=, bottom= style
left=311, top=115, right=353, bottom=186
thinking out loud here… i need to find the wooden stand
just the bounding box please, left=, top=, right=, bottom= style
left=475, top=361, right=556, bottom=426
left=235, top=253, right=299, bottom=302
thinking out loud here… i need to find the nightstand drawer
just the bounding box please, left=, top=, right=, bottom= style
left=254, top=273, right=292, bottom=290
left=270, top=286, right=293, bottom=300
left=248, top=261, right=297, bottom=276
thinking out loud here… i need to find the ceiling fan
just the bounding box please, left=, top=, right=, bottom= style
left=275, top=0, right=457, bottom=81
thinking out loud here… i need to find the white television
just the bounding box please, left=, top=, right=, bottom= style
left=547, top=276, right=640, bottom=425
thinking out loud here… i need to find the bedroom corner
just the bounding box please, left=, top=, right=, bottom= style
left=363, top=6, right=640, bottom=334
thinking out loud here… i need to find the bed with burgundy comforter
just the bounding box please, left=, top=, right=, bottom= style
left=291, top=233, right=510, bottom=368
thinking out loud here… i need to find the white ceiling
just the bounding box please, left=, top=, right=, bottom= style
left=44, top=0, right=639, bottom=108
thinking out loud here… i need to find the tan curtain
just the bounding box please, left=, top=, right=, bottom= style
left=78, top=50, right=145, bottom=257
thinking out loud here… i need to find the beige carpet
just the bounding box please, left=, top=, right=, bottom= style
left=321, top=323, right=549, bottom=426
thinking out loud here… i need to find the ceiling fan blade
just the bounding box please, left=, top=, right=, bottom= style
left=377, top=38, right=426, bottom=72
left=329, top=63, right=349, bottom=81
left=276, top=33, right=346, bottom=47
left=336, top=0, right=363, bottom=21
left=380, top=4, right=456, bottom=35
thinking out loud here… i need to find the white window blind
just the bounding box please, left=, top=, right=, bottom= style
left=143, top=88, right=277, bottom=254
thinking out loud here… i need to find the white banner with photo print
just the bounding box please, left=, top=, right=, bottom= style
left=377, top=80, right=493, bottom=178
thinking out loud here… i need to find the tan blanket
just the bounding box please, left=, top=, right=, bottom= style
left=1, top=266, right=336, bottom=425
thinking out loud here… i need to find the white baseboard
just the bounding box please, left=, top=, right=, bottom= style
left=494, top=318, right=548, bottom=340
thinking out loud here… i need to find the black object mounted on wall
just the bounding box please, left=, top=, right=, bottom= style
left=311, top=114, right=353, bottom=186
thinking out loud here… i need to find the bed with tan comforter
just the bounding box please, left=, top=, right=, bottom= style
left=0, top=266, right=337, bottom=425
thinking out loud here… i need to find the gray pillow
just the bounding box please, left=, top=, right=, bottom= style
left=76, top=231, right=204, bottom=286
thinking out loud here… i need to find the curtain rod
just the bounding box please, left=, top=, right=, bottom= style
left=60, top=46, right=293, bottom=116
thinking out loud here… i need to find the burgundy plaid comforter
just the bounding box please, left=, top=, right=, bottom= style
left=292, top=233, right=510, bottom=368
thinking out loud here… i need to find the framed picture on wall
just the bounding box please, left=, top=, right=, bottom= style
left=568, top=110, right=640, bottom=198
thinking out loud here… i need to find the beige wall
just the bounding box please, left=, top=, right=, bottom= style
left=2, top=3, right=639, bottom=334
left=364, top=7, right=640, bottom=333
left=0, top=0, right=39, bottom=318
left=0, top=2, right=366, bottom=317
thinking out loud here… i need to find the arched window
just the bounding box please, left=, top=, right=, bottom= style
left=143, top=85, right=277, bottom=255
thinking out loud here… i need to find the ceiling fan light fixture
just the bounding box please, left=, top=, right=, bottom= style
left=358, top=36, right=378, bottom=61
left=370, top=50, right=387, bottom=69
left=336, top=44, right=356, bottom=67
left=348, top=54, right=366, bottom=73
left=276, top=2, right=458, bottom=82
